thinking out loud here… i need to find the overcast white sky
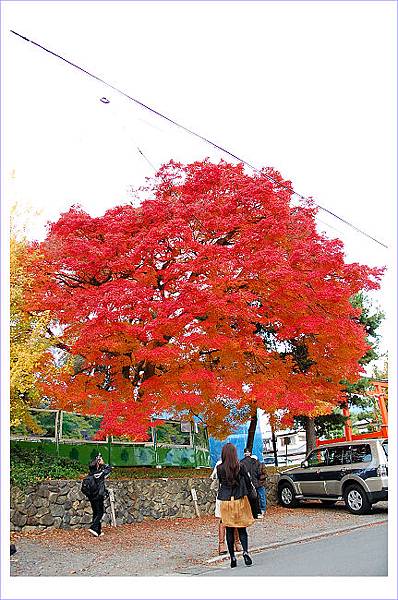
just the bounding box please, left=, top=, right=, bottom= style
left=1, top=2, right=397, bottom=598
left=3, top=1, right=395, bottom=352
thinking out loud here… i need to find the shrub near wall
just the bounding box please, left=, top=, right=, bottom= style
left=10, top=473, right=280, bottom=531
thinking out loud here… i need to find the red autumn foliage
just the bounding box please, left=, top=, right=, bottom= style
left=28, top=160, right=383, bottom=439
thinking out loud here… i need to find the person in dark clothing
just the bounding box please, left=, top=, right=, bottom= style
left=240, top=448, right=261, bottom=486
left=240, top=448, right=261, bottom=518
left=256, top=458, right=267, bottom=515
left=217, top=443, right=254, bottom=568
left=88, top=455, right=112, bottom=537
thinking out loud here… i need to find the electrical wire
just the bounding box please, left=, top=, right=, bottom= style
left=100, top=97, right=157, bottom=172
left=10, top=29, right=388, bottom=249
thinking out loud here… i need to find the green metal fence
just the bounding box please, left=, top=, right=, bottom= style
left=10, top=409, right=211, bottom=468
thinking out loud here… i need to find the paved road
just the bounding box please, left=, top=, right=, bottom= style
left=197, top=522, right=387, bottom=577
left=11, top=503, right=387, bottom=577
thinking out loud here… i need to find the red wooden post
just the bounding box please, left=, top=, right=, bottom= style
left=373, top=381, right=388, bottom=437
left=368, top=379, right=388, bottom=438
left=377, top=395, right=388, bottom=437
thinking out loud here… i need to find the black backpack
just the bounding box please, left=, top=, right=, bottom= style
left=81, top=474, right=98, bottom=499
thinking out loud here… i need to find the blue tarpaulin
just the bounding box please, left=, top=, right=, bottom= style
left=208, top=421, right=263, bottom=466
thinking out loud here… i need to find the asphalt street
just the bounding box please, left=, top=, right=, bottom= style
left=10, top=504, right=388, bottom=577
left=197, top=522, right=388, bottom=577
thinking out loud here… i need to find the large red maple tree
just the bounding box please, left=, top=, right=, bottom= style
left=28, top=160, right=383, bottom=439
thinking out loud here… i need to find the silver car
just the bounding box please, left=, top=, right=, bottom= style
left=277, top=439, right=388, bottom=514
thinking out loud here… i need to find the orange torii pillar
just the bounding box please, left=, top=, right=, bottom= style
left=342, top=404, right=353, bottom=441
left=372, top=381, right=388, bottom=437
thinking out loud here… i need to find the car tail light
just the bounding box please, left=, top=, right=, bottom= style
left=377, top=464, right=388, bottom=476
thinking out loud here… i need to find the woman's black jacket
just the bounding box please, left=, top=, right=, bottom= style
left=88, top=464, right=112, bottom=498
left=216, top=464, right=251, bottom=500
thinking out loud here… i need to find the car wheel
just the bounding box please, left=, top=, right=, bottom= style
left=344, top=484, right=371, bottom=515
left=278, top=482, right=299, bottom=508
left=320, top=500, right=337, bottom=506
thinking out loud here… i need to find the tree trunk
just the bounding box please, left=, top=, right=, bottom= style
left=246, top=409, right=258, bottom=453
left=304, top=416, right=317, bottom=454
left=271, top=426, right=279, bottom=467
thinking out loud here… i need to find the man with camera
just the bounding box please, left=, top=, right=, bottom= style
left=86, top=454, right=112, bottom=537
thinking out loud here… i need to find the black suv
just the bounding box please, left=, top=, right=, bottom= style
left=277, top=439, right=388, bottom=514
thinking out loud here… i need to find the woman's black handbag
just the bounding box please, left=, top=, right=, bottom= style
left=248, top=494, right=261, bottom=519
left=243, top=469, right=257, bottom=500
left=242, top=468, right=260, bottom=518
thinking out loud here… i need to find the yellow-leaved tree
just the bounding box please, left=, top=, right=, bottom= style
left=10, top=210, right=51, bottom=429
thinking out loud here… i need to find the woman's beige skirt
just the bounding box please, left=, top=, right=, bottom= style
left=220, top=496, right=255, bottom=528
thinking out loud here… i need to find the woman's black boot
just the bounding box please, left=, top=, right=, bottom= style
left=243, top=552, right=252, bottom=566
left=230, top=556, right=237, bottom=568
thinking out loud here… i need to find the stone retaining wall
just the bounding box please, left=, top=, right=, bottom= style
left=10, top=474, right=279, bottom=532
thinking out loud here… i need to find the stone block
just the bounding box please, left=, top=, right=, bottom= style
left=37, top=485, right=50, bottom=498
left=50, top=504, right=65, bottom=517
left=13, top=512, right=27, bottom=527
left=24, top=496, right=33, bottom=509
left=81, top=514, right=91, bottom=524
left=15, top=503, right=28, bottom=515
left=23, top=525, right=41, bottom=532
left=39, top=513, right=55, bottom=526
left=67, top=490, right=80, bottom=502
left=57, top=480, right=71, bottom=491
left=36, top=506, right=51, bottom=518
left=55, top=495, right=67, bottom=505
left=48, top=484, right=62, bottom=492
left=34, top=497, right=46, bottom=508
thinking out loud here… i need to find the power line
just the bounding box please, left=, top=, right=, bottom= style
left=99, top=97, right=157, bottom=172
left=10, top=29, right=388, bottom=249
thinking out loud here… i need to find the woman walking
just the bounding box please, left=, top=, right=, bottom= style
left=211, top=458, right=243, bottom=555
left=217, top=442, right=254, bottom=568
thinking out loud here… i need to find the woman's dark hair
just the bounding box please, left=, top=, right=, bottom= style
left=220, top=442, right=240, bottom=486
left=89, top=458, right=99, bottom=473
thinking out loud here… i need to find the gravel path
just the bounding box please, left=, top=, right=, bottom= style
left=10, top=501, right=388, bottom=577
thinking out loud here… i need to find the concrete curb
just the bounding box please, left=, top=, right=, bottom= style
left=206, top=518, right=388, bottom=564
